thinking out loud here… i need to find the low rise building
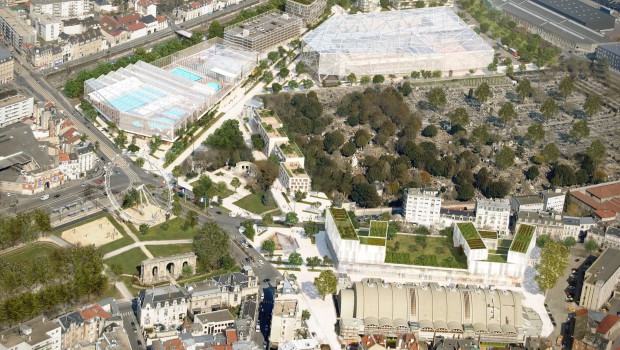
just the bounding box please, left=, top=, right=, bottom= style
left=34, top=14, right=62, bottom=41
left=517, top=211, right=564, bottom=240
left=269, top=298, right=302, bottom=345
left=603, top=227, right=620, bottom=249
left=403, top=188, right=441, bottom=227
left=175, top=0, right=217, bottom=22
left=0, top=8, right=37, bottom=52
left=27, top=44, right=64, bottom=69
left=542, top=190, right=565, bottom=213
left=563, top=216, right=596, bottom=241
left=62, top=17, right=99, bottom=35
left=186, top=267, right=259, bottom=315
left=572, top=309, right=620, bottom=350
left=224, top=11, right=302, bottom=52
left=135, top=0, right=157, bottom=17
left=439, top=208, right=475, bottom=229
left=193, top=310, right=236, bottom=335
left=99, top=16, right=129, bottom=46
left=0, top=47, right=14, bottom=85
left=474, top=198, right=511, bottom=234
left=579, top=248, right=620, bottom=311
left=511, top=194, right=544, bottom=214
left=0, top=316, right=62, bottom=350
left=30, top=0, right=92, bottom=20
left=570, top=182, right=620, bottom=221
left=57, top=305, right=111, bottom=349
left=138, top=285, right=190, bottom=328
left=0, top=87, right=34, bottom=127
left=94, top=0, right=119, bottom=13
left=596, top=44, right=620, bottom=72
left=285, top=0, right=326, bottom=25
left=279, top=161, right=311, bottom=194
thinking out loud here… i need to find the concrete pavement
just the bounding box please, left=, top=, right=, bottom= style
left=115, top=281, right=135, bottom=301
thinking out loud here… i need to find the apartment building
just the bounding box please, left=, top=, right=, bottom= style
left=357, top=0, right=378, bottom=12
left=34, top=14, right=62, bottom=41
left=57, top=305, right=111, bottom=349
left=285, top=0, right=326, bottom=25
left=0, top=316, right=62, bottom=350
left=0, top=47, right=14, bottom=85
left=27, top=44, right=64, bottom=69
left=59, top=28, right=106, bottom=60
left=511, top=194, right=544, bottom=214
left=596, top=44, right=620, bottom=72
left=30, top=0, right=92, bottom=20
left=135, top=0, right=157, bottom=17
left=0, top=87, right=34, bottom=127
left=224, top=11, right=302, bottom=52
left=542, top=190, right=565, bottom=213
left=0, top=8, right=37, bottom=52
left=175, top=0, right=217, bottom=22
left=98, top=15, right=129, bottom=46
left=516, top=211, right=564, bottom=239
left=403, top=188, right=441, bottom=227
left=193, top=310, right=236, bottom=335
left=563, top=216, right=596, bottom=240
left=474, top=198, right=511, bottom=234
left=579, top=248, right=620, bottom=310
left=138, top=285, right=190, bottom=328
left=269, top=298, right=302, bottom=345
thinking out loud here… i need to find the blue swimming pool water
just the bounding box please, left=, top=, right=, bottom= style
left=206, top=82, right=221, bottom=92
left=170, top=67, right=204, bottom=82
left=164, top=108, right=185, bottom=119
left=152, top=117, right=175, bottom=125
left=110, top=86, right=165, bottom=112
left=132, top=121, right=143, bottom=128
left=148, top=121, right=166, bottom=130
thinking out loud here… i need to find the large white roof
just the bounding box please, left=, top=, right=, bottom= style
left=303, top=7, right=493, bottom=56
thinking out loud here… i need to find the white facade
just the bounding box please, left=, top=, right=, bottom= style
left=475, top=198, right=511, bottom=235
left=403, top=188, right=441, bottom=227
left=138, top=285, right=189, bottom=328
left=193, top=310, right=235, bottom=335
left=543, top=190, right=565, bottom=213
left=511, top=195, right=544, bottom=214
left=129, top=25, right=148, bottom=40
left=30, top=0, right=92, bottom=20
left=562, top=216, right=596, bottom=240
left=269, top=298, right=302, bottom=345
left=34, top=14, right=62, bottom=41
left=579, top=248, right=620, bottom=310
left=0, top=92, right=34, bottom=128
left=0, top=316, right=62, bottom=350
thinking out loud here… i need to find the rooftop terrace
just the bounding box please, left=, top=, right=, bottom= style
left=282, top=162, right=308, bottom=178
left=329, top=207, right=357, bottom=240
left=510, top=224, right=535, bottom=253
left=277, top=141, right=303, bottom=158
left=457, top=222, right=486, bottom=250
left=479, top=230, right=498, bottom=240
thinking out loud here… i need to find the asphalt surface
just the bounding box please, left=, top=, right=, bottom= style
left=119, top=300, right=146, bottom=350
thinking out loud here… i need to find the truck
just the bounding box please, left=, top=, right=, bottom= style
left=509, top=47, right=518, bottom=57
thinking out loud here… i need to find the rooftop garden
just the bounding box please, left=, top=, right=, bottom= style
left=456, top=223, right=486, bottom=250
left=279, top=142, right=303, bottom=157
left=359, top=237, right=386, bottom=246
left=258, top=109, right=282, bottom=124
left=486, top=253, right=508, bottom=263
left=385, top=235, right=467, bottom=269
left=369, top=220, right=388, bottom=238
left=479, top=230, right=498, bottom=240
left=290, top=0, right=315, bottom=5
left=329, top=208, right=357, bottom=240
left=510, top=224, right=535, bottom=253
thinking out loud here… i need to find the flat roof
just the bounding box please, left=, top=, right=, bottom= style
left=329, top=207, right=358, bottom=240
left=225, top=11, right=301, bottom=41
left=531, top=0, right=615, bottom=30
left=598, top=43, right=620, bottom=56
left=0, top=46, right=12, bottom=61
left=510, top=224, right=535, bottom=253
left=456, top=222, right=485, bottom=249
left=584, top=248, right=620, bottom=285
left=514, top=195, right=543, bottom=205
left=282, top=161, right=308, bottom=178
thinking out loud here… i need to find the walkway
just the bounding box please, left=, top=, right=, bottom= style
left=115, top=281, right=134, bottom=301
left=118, top=221, right=154, bottom=259
left=102, top=239, right=193, bottom=259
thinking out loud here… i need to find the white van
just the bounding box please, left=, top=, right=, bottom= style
left=40, top=194, right=49, bottom=200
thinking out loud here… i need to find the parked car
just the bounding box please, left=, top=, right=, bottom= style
left=54, top=194, right=61, bottom=198
left=40, top=194, right=49, bottom=200
left=568, top=286, right=576, bottom=290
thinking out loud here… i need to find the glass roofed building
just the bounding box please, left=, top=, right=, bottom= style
left=300, top=7, right=494, bottom=79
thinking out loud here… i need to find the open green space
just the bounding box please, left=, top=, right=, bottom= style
left=234, top=193, right=278, bottom=214
left=486, top=253, right=508, bottom=263
left=99, top=236, right=134, bottom=256
left=456, top=222, right=485, bottom=249
left=104, top=248, right=148, bottom=275
left=147, top=244, right=194, bottom=258
left=385, top=235, right=467, bottom=269
left=0, top=241, right=60, bottom=264
left=359, top=237, right=386, bottom=246
left=369, top=221, right=388, bottom=237
left=138, top=217, right=200, bottom=241
left=329, top=208, right=357, bottom=240
left=511, top=224, right=535, bottom=253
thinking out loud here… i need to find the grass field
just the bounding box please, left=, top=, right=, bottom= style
left=0, top=241, right=60, bottom=263
left=138, top=217, right=200, bottom=241
left=147, top=244, right=194, bottom=258
left=234, top=193, right=278, bottom=214
left=385, top=235, right=467, bottom=269
left=104, top=248, right=148, bottom=275
left=99, top=236, right=134, bottom=255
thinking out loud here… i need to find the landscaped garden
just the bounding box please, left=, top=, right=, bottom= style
left=385, top=235, right=467, bottom=269
left=369, top=221, right=388, bottom=237
left=147, top=244, right=194, bottom=258
left=234, top=193, right=278, bottom=214
left=511, top=224, right=535, bottom=253
left=329, top=208, right=357, bottom=240
left=456, top=222, right=486, bottom=249
left=104, top=247, right=148, bottom=275
left=0, top=241, right=59, bottom=263
left=138, top=217, right=201, bottom=241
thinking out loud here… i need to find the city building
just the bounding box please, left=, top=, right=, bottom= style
left=174, top=0, right=217, bottom=22
left=516, top=211, right=564, bottom=240
left=300, top=7, right=493, bottom=80
left=572, top=309, right=620, bottom=350
left=530, top=0, right=615, bottom=31
left=570, top=182, right=620, bottom=221
left=186, top=267, right=259, bottom=315
left=62, top=17, right=99, bottom=35
left=285, top=0, right=326, bottom=25
left=30, top=0, right=92, bottom=20
left=86, top=40, right=256, bottom=141
left=542, top=190, right=565, bottom=213
left=279, top=161, right=311, bottom=194
left=0, top=86, right=33, bottom=127
left=193, top=310, right=236, bottom=335
left=596, top=44, right=620, bottom=72
left=474, top=198, right=511, bottom=235
left=389, top=0, right=415, bottom=10
left=98, top=326, right=131, bottom=350
left=603, top=227, right=620, bottom=249
left=357, top=0, right=378, bottom=12
left=58, top=29, right=107, bottom=61
left=511, top=195, right=544, bottom=214
left=439, top=208, right=475, bottom=229
left=0, top=8, right=37, bottom=52
left=269, top=298, right=302, bottom=345
left=279, top=339, right=319, bottom=350
left=93, top=0, right=119, bottom=13
left=99, top=15, right=130, bottom=46
left=563, top=216, right=596, bottom=241
left=0, top=47, right=14, bottom=85
left=135, top=0, right=157, bottom=17
left=57, top=305, right=111, bottom=349
left=27, top=44, right=64, bottom=69
left=403, top=188, right=442, bottom=227
left=138, top=285, right=190, bottom=327
left=0, top=316, right=62, bottom=350
left=359, top=333, right=418, bottom=350
left=338, top=282, right=542, bottom=343
left=224, top=11, right=302, bottom=52
left=34, top=14, right=62, bottom=41
left=579, top=248, right=620, bottom=311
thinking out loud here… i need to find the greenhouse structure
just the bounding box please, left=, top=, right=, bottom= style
left=300, top=7, right=494, bottom=79
left=85, top=41, right=257, bottom=141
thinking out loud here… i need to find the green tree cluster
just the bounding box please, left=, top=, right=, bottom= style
left=193, top=222, right=231, bottom=271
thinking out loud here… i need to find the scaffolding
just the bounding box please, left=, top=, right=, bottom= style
left=300, top=7, right=495, bottom=79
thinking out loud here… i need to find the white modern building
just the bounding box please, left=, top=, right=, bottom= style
left=30, top=0, right=92, bottom=20
left=0, top=88, right=34, bottom=128
left=270, top=298, right=302, bottom=345
left=579, top=248, right=620, bottom=310
left=511, top=195, right=544, bottom=214
left=285, top=0, right=326, bottom=25
left=542, top=190, right=565, bottom=213
left=403, top=188, right=441, bottom=227
left=475, top=198, right=511, bottom=235
left=0, top=316, right=62, bottom=350
left=563, top=216, right=596, bottom=240
left=34, top=14, right=62, bottom=41
left=138, top=285, right=190, bottom=328
left=300, top=7, right=494, bottom=80
left=193, top=310, right=236, bottom=335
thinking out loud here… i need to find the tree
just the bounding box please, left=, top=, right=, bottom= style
left=400, top=81, right=413, bottom=96
left=134, top=157, right=145, bottom=168
left=254, top=160, right=279, bottom=192
left=207, top=20, right=224, bottom=38
left=272, top=83, right=282, bottom=94
left=206, top=120, right=246, bottom=151
left=586, top=140, right=606, bottom=163
left=558, top=76, right=575, bottom=98
left=313, top=270, right=337, bottom=300
left=288, top=252, right=303, bottom=266
left=549, top=164, right=577, bottom=187
left=570, top=120, right=590, bottom=140
left=411, top=71, right=421, bottom=79
left=262, top=71, right=274, bottom=83
left=284, top=212, right=299, bottom=226
left=360, top=76, right=371, bottom=84
left=340, top=141, right=357, bottom=157
left=240, top=220, right=255, bottom=241
left=262, top=213, right=273, bottom=226
left=139, top=223, right=149, bottom=235
left=185, top=210, right=199, bottom=228
left=563, top=236, right=577, bottom=248
left=231, top=177, right=241, bottom=193
left=583, top=95, right=601, bottom=117
left=536, top=234, right=552, bottom=248
left=171, top=197, right=183, bottom=217
left=114, top=130, right=127, bottom=148
left=526, top=165, right=540, bottom=180
left=542, top=143, right=560, bottom=163
left=351, top=182, right=381, bottom=208
left=450, top=107, right=470, bottom=126
left=302, top=310, right=311, bottom=320
left=323, top=131, right=345, bottom=153
left=288, top=80, right=299, bottom=89
left=181, top=265, right=193, bottom=278
left=421, top=125, right=438, bottom=138
left=110, top=263, right=123, bottom=281
left=585, top=239, right=598, bottom=253
left=540, top=98, right=559, bottom=120
left=416, top=0, right=425, bottom=7
left=295, top=61, right=306, bottom=74
left=347, top=73, right=357, bottom=85
left=149, top=134, right=162, bottom=154
left=498, top=102, right=517, bottom=124
left=372, top=75, right=385, bottom=84
left=279, top=67, right=289, bottom=79
left=302, top=79, right=314, bottom=89
left=294, top=190, right=306, bottom=202
left=261, top=239, right=275, bottom=256
left=380, top=0, right=389, bottom=7
left=526, top=123, right=545, bottom=144
left=306, top=256, right=321, bottom=268
left=303, top=222, right=320, bottom=238
left=193, top=222, right=230, bottom=271
left=474, top=82, right=492, bottom=104
left=494, top=148, right=516, bottom=171
left=470, top=125, right=490, bottom=144
left=536, top=241, right=569, bottom=294
left=267, top=51, right=279, bottom=62
left=427, top=87, right=446, bottom=108
left=516, top=79, right=533, bottom=101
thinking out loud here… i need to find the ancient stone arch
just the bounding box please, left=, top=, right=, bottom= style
left=140, top=253, right=197, bottom=284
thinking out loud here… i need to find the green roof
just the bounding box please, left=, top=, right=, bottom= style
left=258, top=109, right=282, bottom=123
left=456, top=222, right=486, bottom=250
left=329, top=208, right=357, bottom=240
left=510, top=224, right=535, bottom=253
left=369, top=221, right=388, bottom=238
left=479, top=230, right=498, bottom=239
left=359, top=237, right=386, bottom=246
left=279, top=142, right=303, bottom=157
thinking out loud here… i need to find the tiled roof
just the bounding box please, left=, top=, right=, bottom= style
left=80, top=305, right=111, bottom=321
left=127, top=22, right=146, bottom=32
left=586, top=182, right=620, bottom=201
left=115, top=12, right=141, bottom=26
left=596, top=314, right=620, bottom=334
left=225, top=329, right=237, bottom=345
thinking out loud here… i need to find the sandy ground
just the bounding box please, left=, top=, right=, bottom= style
left=126, top=202, right=168, bottom=226
left=61, top=217, right=123, bottom=247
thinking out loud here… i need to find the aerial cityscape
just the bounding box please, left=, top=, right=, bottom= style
left=0, top=0, right=619, bottom=349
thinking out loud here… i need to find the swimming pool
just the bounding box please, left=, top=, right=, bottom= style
left=205, top=82, right=221, bottom=92
left=170, top=67, right=204, bottom=82
left=110, top=86, right=165, bottom=112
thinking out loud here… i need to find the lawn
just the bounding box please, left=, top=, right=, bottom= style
left=147, top=244, right=194, bottom=258
left=234, top=193, right=278, bottom=214
left=104, top=248, right=148, bottom=275
left=99, top=236, right=134, bottom=256
left=138, top=217, right=201, bottom=241
left=0, top=242, right=60, bottom=263
left=385, top=235, right=467, bottom=269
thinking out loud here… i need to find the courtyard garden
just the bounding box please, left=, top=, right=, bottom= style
left=385, top=234, right=467, bottom=268
left=234, top=192, right=278, bottom=214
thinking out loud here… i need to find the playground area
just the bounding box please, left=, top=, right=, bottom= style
left=61, top=216, right=123, bottom=247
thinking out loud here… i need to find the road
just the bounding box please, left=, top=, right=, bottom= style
left=118, top=300, right=146, bottom=350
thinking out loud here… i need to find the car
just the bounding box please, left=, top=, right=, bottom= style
left=40, top=194, right=49, bottom=200
left=565, top=298, right=574, bottom=302
left=6, top=193, right=11, bottom=197
left=216, top=211, right=222, bottom=215
left=575, top=258, right=580, bottom=262
left=137, top=340, right=142, bottom=346
left=245, top=257, right=251, bottom=262
left=131, top=321, right=137, bottom=332
left=101, top=157, right=106, bottom=161
left=552, top=321, right=557, bottom=326
left=81, top=183, right=86, bottom=187
left=568, top=286, right=576, bottom=290
left=54, top=194, right=60, bottom=198
left=263, top=278, right=270, bottom=283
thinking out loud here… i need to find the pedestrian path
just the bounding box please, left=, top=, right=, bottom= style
left=102, top=239, right=193, bottom=259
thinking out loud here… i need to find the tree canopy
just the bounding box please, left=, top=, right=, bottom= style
left=193, top=222, right=230, bottom=271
